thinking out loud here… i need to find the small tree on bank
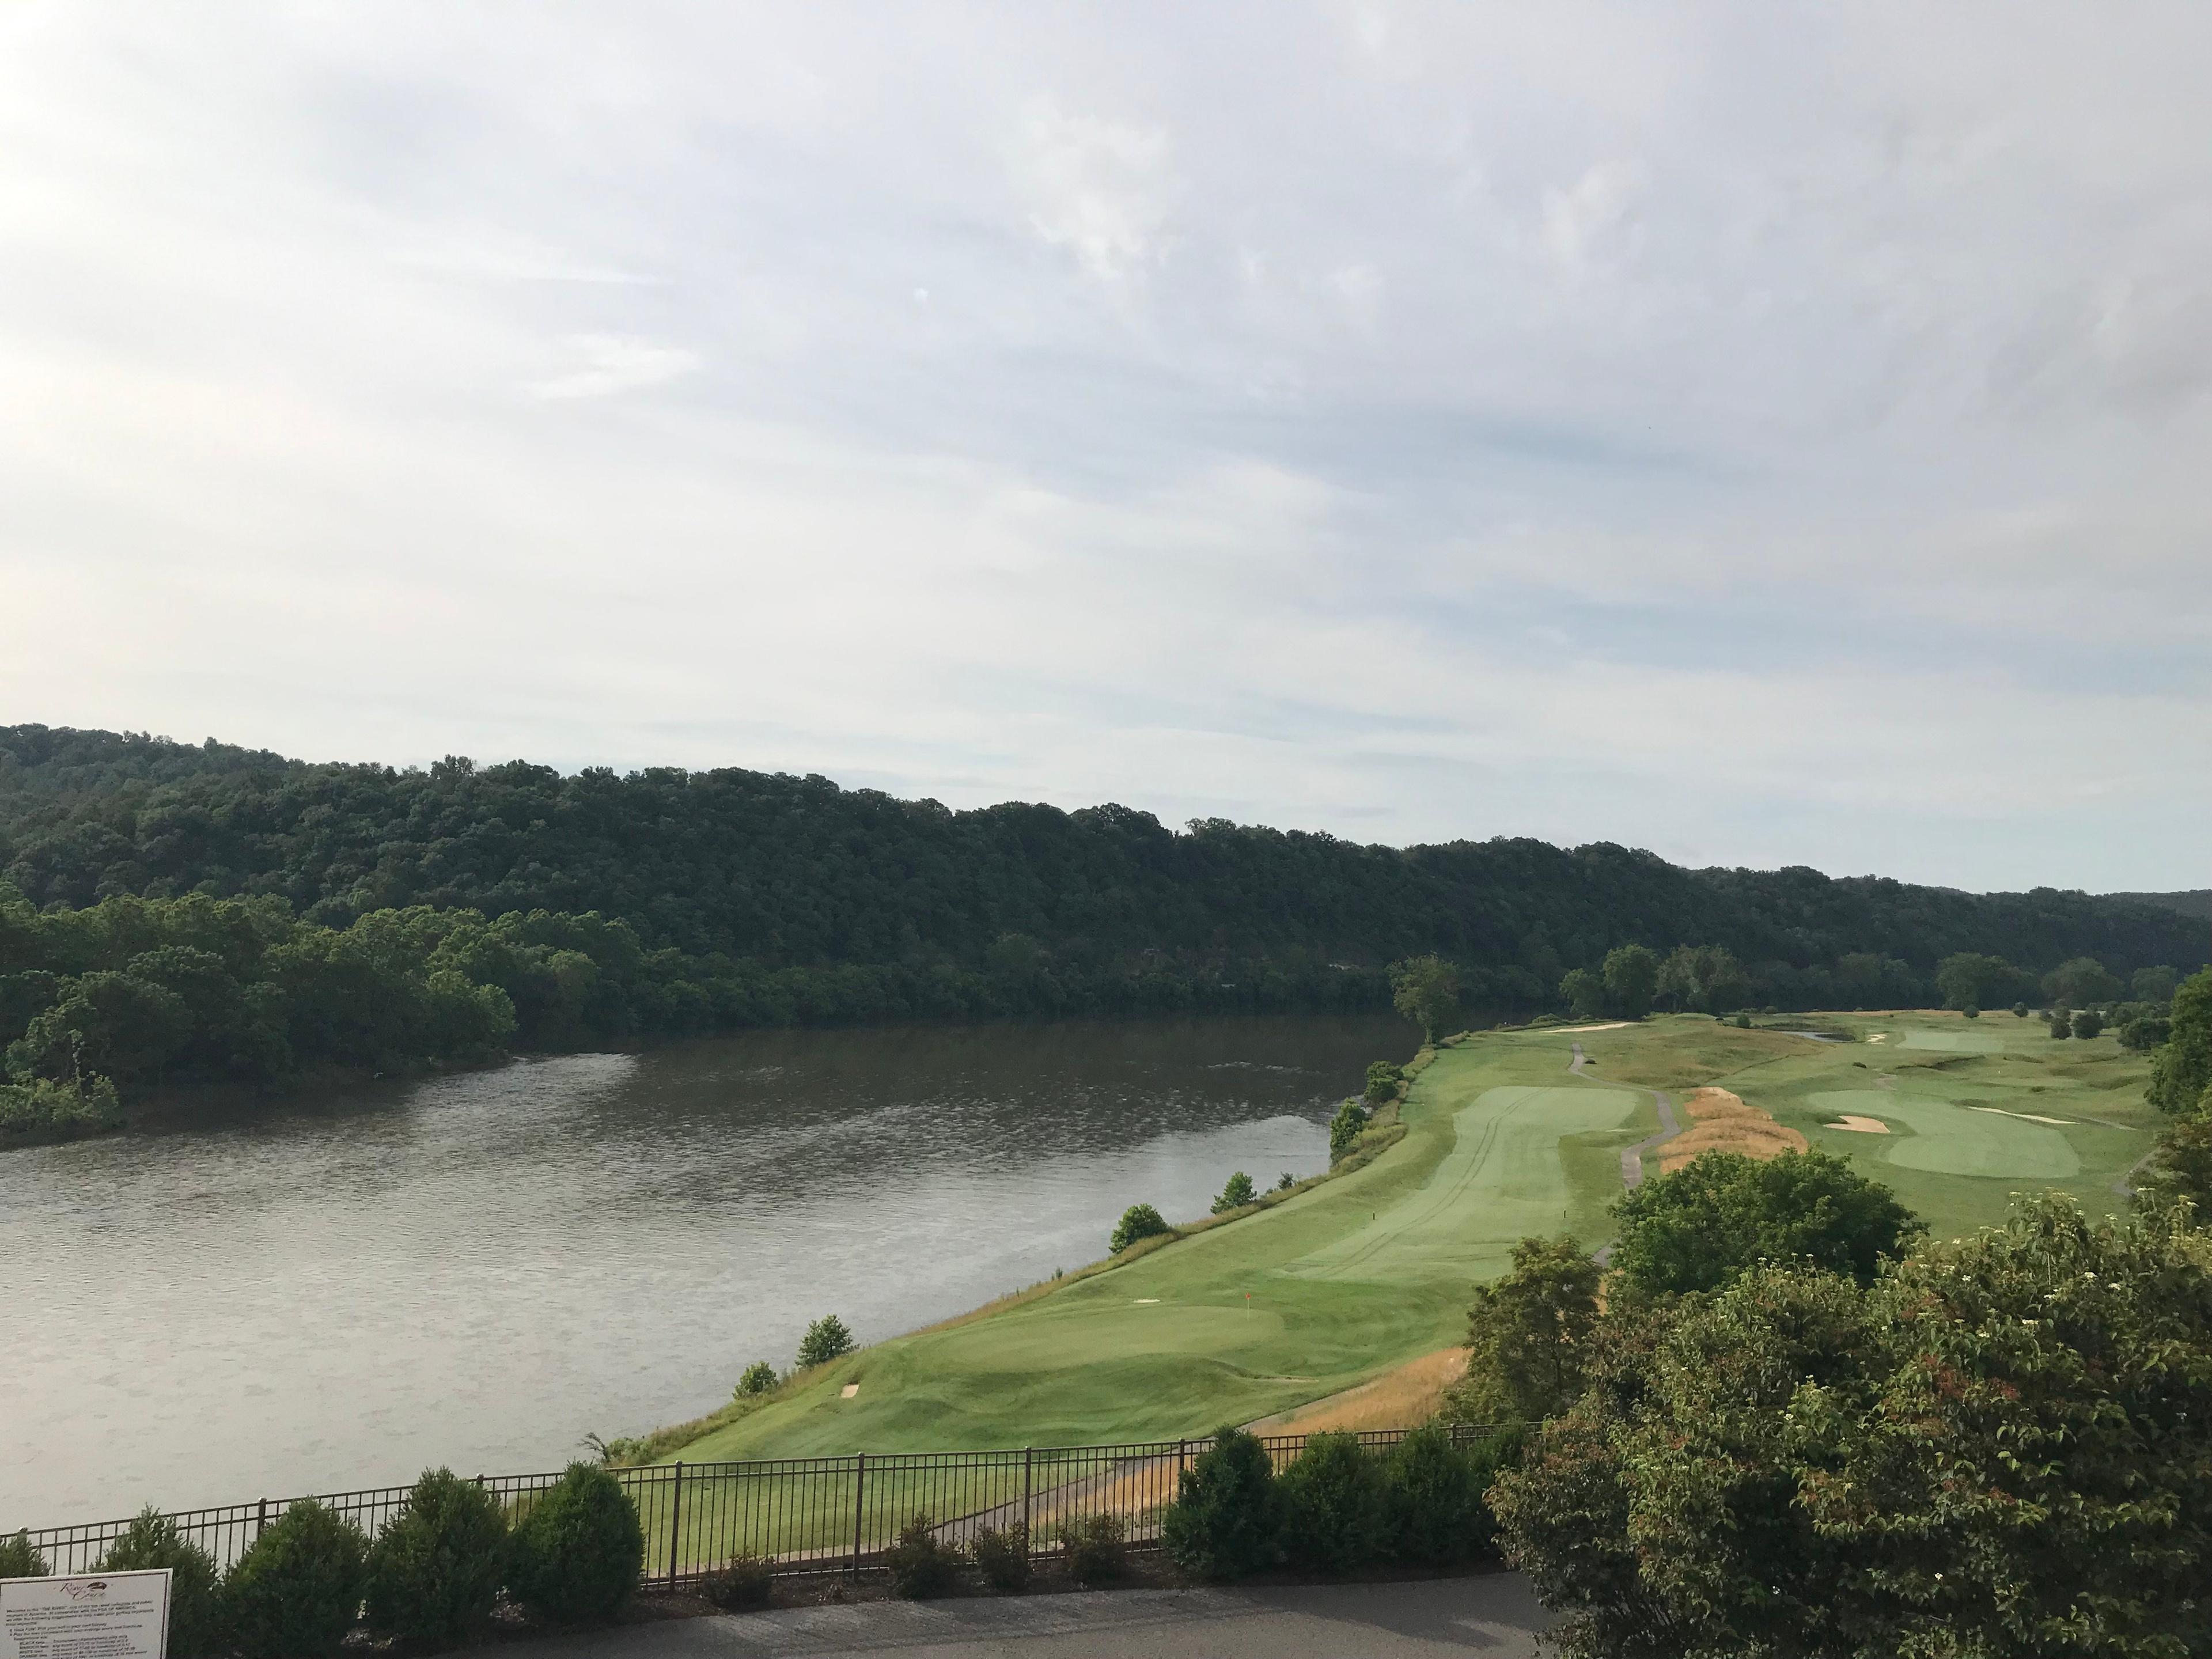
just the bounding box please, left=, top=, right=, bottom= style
left=1109, top=1203, right=1169, bottom=1253
left=797, top=1315, right=855, bottom=1369
left=1389, top=955, right=1460, bottom=1043
left=1211, top=1171, right=1256, bottom=1214
left=1328, top=1100, right=1368, bottom=1164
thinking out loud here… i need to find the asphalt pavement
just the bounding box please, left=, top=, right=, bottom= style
left=497, top=1574, right=1550, bottom=1659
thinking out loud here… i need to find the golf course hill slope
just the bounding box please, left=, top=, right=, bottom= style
left=649, top=1009, right=2160, bottom=1464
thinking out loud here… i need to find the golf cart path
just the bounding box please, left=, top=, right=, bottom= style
left=1574, top=1040, right=1681, bottom=1269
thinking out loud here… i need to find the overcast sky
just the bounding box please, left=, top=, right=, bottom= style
left=4, top=4, right=2209, bottom=892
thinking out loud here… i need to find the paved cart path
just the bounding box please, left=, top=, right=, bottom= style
left=1574, top=1040, right=1680, bottom=1269
left=496, top=1574, right=1549, bottom=1658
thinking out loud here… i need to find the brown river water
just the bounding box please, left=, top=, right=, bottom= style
left=1, top=1012, right=1411, bottom=1525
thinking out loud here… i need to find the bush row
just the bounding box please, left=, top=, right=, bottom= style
left=1162, top=1424, right=1518, bottom=1581
left=2, top=1463, right=643, bottom=1657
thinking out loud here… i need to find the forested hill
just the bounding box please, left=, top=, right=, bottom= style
left=2, top=725, right=2201, bottom=1013
left=2108, top=890, right=2212, bottom=922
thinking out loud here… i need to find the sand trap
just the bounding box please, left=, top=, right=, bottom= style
left=1969, top=1106, right=2074, bottom=1126
left=1867, top=1033, right=1888, bottom=1044
left=1658, top=1087, right=1809, bottom=1172
left=1827, top=1115, right=1890, bottom=1133
left=1247, top=1347, right=1471, bottom=1436
left=1545, top=1022, right=1632, bottom=1034
left=1133, top=1298, right=1161, bottom=1305
left=839, top=1383, right=859, bottom=1398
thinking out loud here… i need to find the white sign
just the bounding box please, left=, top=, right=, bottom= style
left=0, top=1569, right=169, bottom=1659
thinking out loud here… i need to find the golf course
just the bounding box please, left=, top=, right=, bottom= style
left=659, top=1009, right=2161, bottom=1464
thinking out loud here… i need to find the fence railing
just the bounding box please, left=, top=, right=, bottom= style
left=17, top=1425, right=1506, bottom=1585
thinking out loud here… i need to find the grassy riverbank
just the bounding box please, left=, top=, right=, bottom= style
left=652, top=1011, right=2157, bottom=1463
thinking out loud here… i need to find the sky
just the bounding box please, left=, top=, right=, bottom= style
left=3, top=3, right=2209, bottom=893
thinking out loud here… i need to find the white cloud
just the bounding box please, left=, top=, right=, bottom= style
left=1, top=2, right=2209, bottom=889
left=526, top=335, right=700, bottom=400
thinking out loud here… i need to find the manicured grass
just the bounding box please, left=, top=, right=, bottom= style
left=1899, top=1029, right=2009, bottom=1054
left=655, top=1012, right=2156, bottom=1464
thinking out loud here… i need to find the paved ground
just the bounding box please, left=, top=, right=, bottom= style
left=502, top=1575, right=1550, bottom=1658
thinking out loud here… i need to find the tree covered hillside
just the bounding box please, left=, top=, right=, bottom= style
left=2, top=725, right=2200, bottom=1014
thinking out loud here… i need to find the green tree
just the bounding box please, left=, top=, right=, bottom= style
left=1362, top=1060, right=1403, bottom=1104
left=735, top=1361, right=777, bottom=1396
left=1601, top=945, right=1660, bottom=1020
left=2071, top=1007, right=2103, bottom=1040
left=1327, top=1100, right=1368, bottom=1163
left=1493, top=1196, right=2212, bottom=1659
left=1388, top=955, right=1460, bottom=1043
left=1559, top=967, right=1605, bottom=1020
left=1450, top=1235, right=1602, bottom=1424
left=1109, top=1203, right=1169, bottom=1252
left=1609, top=1149, right=1922, bottom=1298
left=2149, top=968, right=2212, bottom=1114
left=2043, top=955, right=2124, bottom=1007
left=99, top=1512, right=224, bottom=1658
left=2133, top=964, right=2180, bottom=1004
left=796, top=1315, right=855, bottom=1368
left=362, top=1468, right=506, bottom=1645
left=1160, top=1427, right=1281, bottom=1580
left=2137, top=1113, right=2212, bottom=1210
left=1934, top=952, right=2035, bottom=1013
left=1211, top=1171, right=1256, bottom=1213
left=2049, top=1009, right=2073, bottom=1039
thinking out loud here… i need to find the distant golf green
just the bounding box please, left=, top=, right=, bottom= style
left=652, top=1012, right=2156, bottom=1465
left=1900, top=1029, right=2008, bottom=1053
left=1809, top=1090, right=2081, bottom=1179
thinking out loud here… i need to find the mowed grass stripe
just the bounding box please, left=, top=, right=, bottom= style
left=1279, top=1086, right=1639, bottom=1283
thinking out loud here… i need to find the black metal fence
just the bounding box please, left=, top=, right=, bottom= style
left=17, top=1425, right=1502, bottom=1586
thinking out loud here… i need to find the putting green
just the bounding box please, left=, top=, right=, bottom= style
left=1900, top=1030, right=2008, bottom=1054
left=1280, top=1086, right=1640, bottom=1283
left=1810, top=1090, right=2080, bottom=1179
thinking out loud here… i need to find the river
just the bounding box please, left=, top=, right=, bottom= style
left=1, top=1012, right=1412, bottom=1524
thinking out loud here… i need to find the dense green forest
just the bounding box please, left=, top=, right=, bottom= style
left=1, top=724, right=2203, bottom=1139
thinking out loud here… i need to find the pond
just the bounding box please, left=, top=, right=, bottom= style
left=1, top=1012, right=1412, bottom=1523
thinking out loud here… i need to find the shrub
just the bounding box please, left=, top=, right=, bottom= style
left=1276, top=1433, right=1388, bottom=1575
left=2013, top=1001, right=2030, bottom=1018
left=2050, top=1012, right=2073, bottom=1039
left=882, top=1513, right=959, bottom=1600
left=1109, top=1203, right=1168, bottom=1253
left=363, top=1468, right=507, bottom=1646
left=0, top=1531, right=49, bottom=1577
left=968, top=1524, right=1030, bottom=1591
left=1211, top=1171, right=1257, bottom=1214
left=1328, top=1100, right=1369, bottom=1163
left=2072, top=1009, right=2104, bottom=1040
left=2121, top=1016, right=2172, bottom=1052
left=1960, top=1005, right=1979, bottom=1020
left=699, top=1555, right=774, bottom=1610
left=1380, top=1425, right=1486, bottom=1566
left=797, top=1315, right=855, bottom=1369
left=1161, top=1428, right=1280, bottom=1580
left=1275, top=1172, right=1296, bottom=1192
left=99, top=1510, right=225, bottom=1658
left=1056, top=1514, right=1127, bottom=1586
left=222, top=1499, right=368, bottom=1659
left=505, top=1462, right=644, bottom=1625
left=1362, top=1060, right=1403, bottom=1105
left=735, top=1361, right=777, bottom=1397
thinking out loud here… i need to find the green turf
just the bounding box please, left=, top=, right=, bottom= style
left=652, top=1013, right=2156, bottom=1462
left=1900, top=1029, right=2008, bottom=1054
left=1808, top=1090, right=2080, bottom=1179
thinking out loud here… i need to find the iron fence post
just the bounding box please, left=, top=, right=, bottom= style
left=1021, top=1448, right=1033, bottom=1550
left=850, top=1453, right=866, bottom=1578
left=668, top=1463, right=683, bottom=1586
left=255, top=1498, right=267, bottom=1541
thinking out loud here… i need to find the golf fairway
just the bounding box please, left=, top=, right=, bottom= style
left=658, top=1012, right=2156, bottom=1462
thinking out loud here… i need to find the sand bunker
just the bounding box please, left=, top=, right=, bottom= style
left=1866, top=1033, right=1888, bottom=1044
left=1546, top=1022, right=1633, bottom=1034
left=1658, top=1087, right=1809, bottom=1172
left=1827, top=1115, right=1891, bottom=1133
left=1969, top=1106, right=2074, bottom=1126
left=840, top=1383, right=860, bottom=1398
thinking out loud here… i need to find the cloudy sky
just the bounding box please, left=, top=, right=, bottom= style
left=3, top=3, right=2209, bottom=892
